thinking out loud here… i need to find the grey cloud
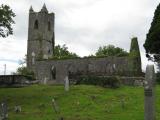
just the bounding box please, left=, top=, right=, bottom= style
left=0, top=0, right=159, bottom=74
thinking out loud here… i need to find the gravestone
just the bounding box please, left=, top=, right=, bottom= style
left=14, top=105, right=21, bottom=113
left=43, top=77, right=48, bottom=84
left=52, top=99, right=60, bottom=114
left=52, top=99, right=63, bottom=120
left=144, top=65, right=155, bottom=120
left=0, top=102, right=8, bottom=120
left=64, top=76, right=69, bottom=91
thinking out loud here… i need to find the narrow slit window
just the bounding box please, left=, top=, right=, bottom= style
left=48, top=21, right=51, bottom=31
left=34, top=20, right=38, bottom=29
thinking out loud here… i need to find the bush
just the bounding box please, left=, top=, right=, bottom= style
left=95, top=45, right=129, bottom=57
left=15, top=66, right=35, bottom=80
left=75, top=76, right=121, bottom=88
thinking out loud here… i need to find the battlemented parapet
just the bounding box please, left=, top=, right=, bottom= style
left=27, top=4, right=55, bottom=72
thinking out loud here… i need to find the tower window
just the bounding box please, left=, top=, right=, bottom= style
left=34, top=20, right=39, bottom=29
left=48, top=21, right=51, bottom=31
left=48, top=49, right=51, bottom=54
left=52, top=33, right=55, bottom=48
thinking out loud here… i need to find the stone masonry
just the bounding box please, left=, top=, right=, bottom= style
left=27, top=4, right=55, bottom=71
left=27, top=5, right=142, bottom=84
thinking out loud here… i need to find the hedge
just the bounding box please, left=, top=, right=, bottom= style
left=75, top=76, right=121, bottom=88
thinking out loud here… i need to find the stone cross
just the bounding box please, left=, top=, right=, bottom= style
left=144, top=65, right=156, bottom=120
left=64, top=76, right=69, bottom=91
left=0, top=102, right=8, bottom=120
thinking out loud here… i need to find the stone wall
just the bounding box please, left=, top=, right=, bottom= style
left=27, top=5, right=55, bottom=71
left=119, top=76, right=144, bottom=86
left=0, top=75, right=32, bottom=87
left=26, top=5, right=143, bottom=85
left=35, top=56, right=141, bottom=84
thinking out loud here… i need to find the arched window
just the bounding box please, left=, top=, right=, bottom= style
left=48, top=21, right=51, bottom=31
left=51, top=66, right=56, bottom=79
left=48, top=49, right=51, bottom=54
left=34, top=20, right=38, bottom=29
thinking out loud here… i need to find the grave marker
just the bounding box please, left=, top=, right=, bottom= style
left=144, top=65, right=156, bottom=120
left=64, top=76, right=69, bottom=91
left=0, top=102, right=8, bottom=120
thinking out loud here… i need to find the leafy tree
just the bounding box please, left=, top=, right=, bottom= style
left=53, top=44, right=79, bottom=59
left=95, top=45, right=129, bottom=57
left=14, top=55, right=35, bottom=80
left=16, top=66, right=35, bottom=79
left=0, top=4, right=15, bottom=37
left=143, top=3, right=160, bottom=62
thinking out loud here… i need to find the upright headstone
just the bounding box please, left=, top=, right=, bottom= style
left=0, top=102, right=8, bottom=120
left=14, top=105, right=21, bottom=113
left=43, top=77, right=48, bottom=85
left=144, top=65, right=156, bottom=120
left=51, top=99, right=63, bottom=120
left=64, top=76, right=69, bottom=91
left=51, top=99, right=60, bottom=114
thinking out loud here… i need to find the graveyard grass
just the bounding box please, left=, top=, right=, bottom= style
left=0, top=85, right=160, bottom=120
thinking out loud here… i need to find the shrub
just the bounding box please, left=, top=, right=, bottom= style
left=15, top=66, right=35, bottom=80
left=76, top=76, right=121, bottom=88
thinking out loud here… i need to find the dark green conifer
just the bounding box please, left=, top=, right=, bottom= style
left=144, top=3, right=160, bottom=62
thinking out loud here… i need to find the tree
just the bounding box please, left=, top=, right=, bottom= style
left=143, top=3, right=160, bottom=62
left=14, top=55, right=35, bottom=80
left=16, top=66, right=35, bottom=79
left=0, top=4, right=15, bottom=38
left=95, top=45, right=129, bottom=57
left=53, top=44, right=79, bottom=59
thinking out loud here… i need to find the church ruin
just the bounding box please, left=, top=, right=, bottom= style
left=27, top=5, right=142, bottom=84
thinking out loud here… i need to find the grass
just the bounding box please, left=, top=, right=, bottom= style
left=0, top=85, right=159, bottom=120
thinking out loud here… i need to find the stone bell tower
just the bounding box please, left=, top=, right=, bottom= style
left=27, top=4, right=55, bottom=71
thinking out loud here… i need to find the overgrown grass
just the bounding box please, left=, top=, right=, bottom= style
left=0, top=85, right=159, bottom=120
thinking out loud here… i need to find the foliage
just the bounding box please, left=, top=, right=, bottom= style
left=52, top=44, right=79, bottom=59
left=0, top=4, right=15, bottom=37
left=95, top=45, right=129, bottom=57
left=0, top=85, right=160, bottom=119
left=129, top=37, right=141, bottom=58
left=76, top=76, right=121, bottom=88
left=156, top=72, right=160, bottom=84
left=41, top=44, right=128, bottom=60
left=143, top=3, right=160, bottom=62
left=15, top=55, right=35, bottom=80
left=16, top=66, right=35, bottom=80
left=129, top=37, right=142, bottom=75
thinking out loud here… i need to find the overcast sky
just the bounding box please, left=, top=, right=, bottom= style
left=0, top=0, right=159, bottom=74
